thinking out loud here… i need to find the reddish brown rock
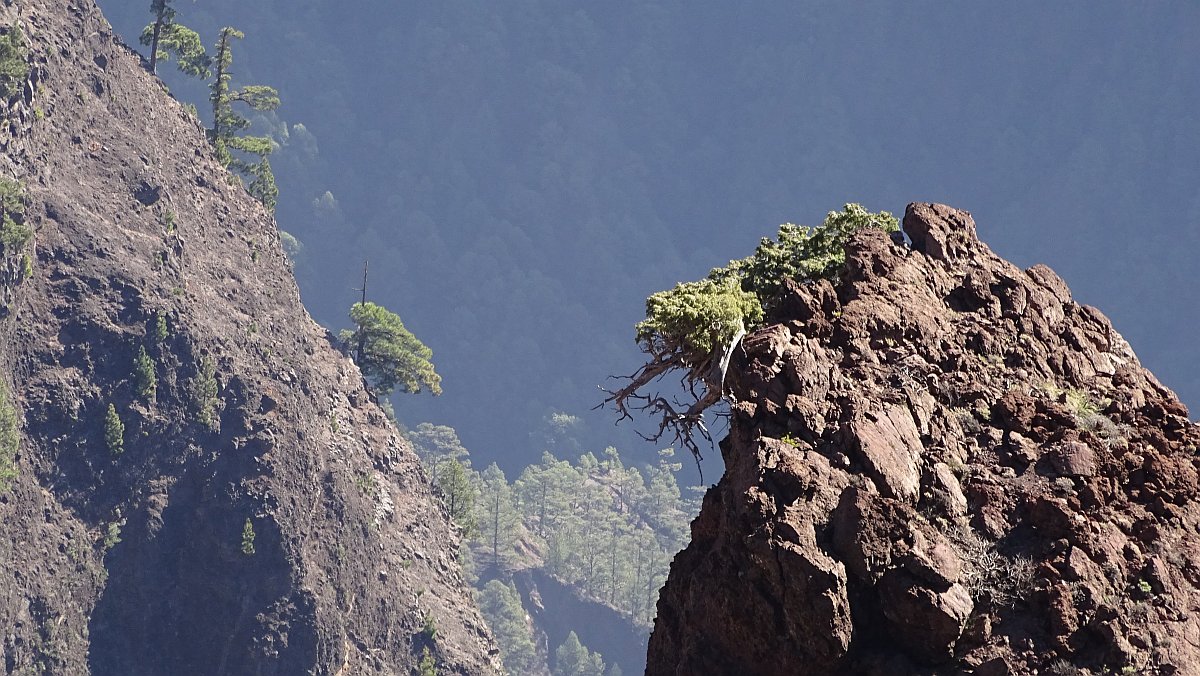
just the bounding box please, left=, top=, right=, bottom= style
left=647, top=204, right=1200, bottom=675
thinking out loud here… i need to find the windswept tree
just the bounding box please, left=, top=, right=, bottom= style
left=601, top=204, right=898, bottom=474
left=209, top=27, right=281, bottom=211
left=340, top=302, right=442, bottom=397
left=141, top=1, right=209, bottom=77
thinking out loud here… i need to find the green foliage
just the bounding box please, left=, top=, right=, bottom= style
left=341, top=302, right=442, bottom=396
left=553, top=631, right=605, bottom=676
left=636, top=204, right=897, bottom=361
left=20, top=252, right=31, bottom=279
left=246, top=157, right=278, bottom=213
left=635, top=276, right=761, bottom=358
left=152, top=312, right=169, bottom=342
left=609, top=204, right=898, bottom=465
left=0, top=178, right=30, bottom=253
left=241, top=518, right=256, bottom=555
left=477, top=580, right=538, bottom=674
left=133, top=346, right=157, bottom=401
left=189, top=357, right=219, bottom=428
left=104, top=404, right=125, bottom=456
left=141, top=16, right=211, bottom=78
left=0, top=26, right=29, bottom=101
left=477, top=463, right=520, bottom=567
left=103, top=521, right=123, bottom=551
left=0, top=380, right=19, bottom=492
left=209, top=26, right=281, bottom=210
left=278, top=230, right=302, bottom=262
left=421, top=612, right=438, bottom=640
left=437, top=458, right=476, bottom=534
left=404, top=423, right=477, bottom=532
left=417, top=647, right=437, bottom=676
left=502, top=446, right=693, bottom=622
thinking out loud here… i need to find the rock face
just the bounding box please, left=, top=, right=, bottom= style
left=647, top=203, right=1200, bottom=674
left=0, top=1, right=497, bottom=673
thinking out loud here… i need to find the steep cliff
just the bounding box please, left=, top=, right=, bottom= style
left=0, top=1, right=498, bottom=673
left=647, top=204, right=1200, bottom=674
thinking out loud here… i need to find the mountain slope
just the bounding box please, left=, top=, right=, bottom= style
left=0, top=1, right=497, bottom=673
left=647, top=204, right=1200, bottom=674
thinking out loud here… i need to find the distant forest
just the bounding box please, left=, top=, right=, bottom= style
left=404, top=422, right=697, bottom=675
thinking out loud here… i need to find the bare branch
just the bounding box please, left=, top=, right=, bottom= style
left=597, top=323, right=745, bottom=484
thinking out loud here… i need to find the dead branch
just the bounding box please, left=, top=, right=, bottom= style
left=597, top=323, right=746, bottom=484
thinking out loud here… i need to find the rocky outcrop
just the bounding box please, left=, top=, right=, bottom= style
left=647, top=203, right=1200, bottom=674
left=0, top=1, right=497, bottom=673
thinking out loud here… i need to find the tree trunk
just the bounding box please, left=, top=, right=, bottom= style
left=149, top=11, right=165, bottom=74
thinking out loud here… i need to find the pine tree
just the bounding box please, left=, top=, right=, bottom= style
left=476, top=580, right=537, bottom=674
left=554, top=631, right=605, bottom=676
left=133, top=345, right=157, bottom=401
left=340, top=302, right=441, bottom=396
left=141, top=1, right=210, bottom=77
left=437, top=458, right=476, bottom=534
left=477, top=463, right=519, bottom=568
left=105, top=404, right=125, bottom=456
left=209, top=27, right=281, bottom=211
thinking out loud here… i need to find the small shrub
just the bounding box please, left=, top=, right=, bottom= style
left=421, top=612, right=437, bottom=640
left=104, top=404, right=124, bottom=456
left=0, top=380, right=19, bottom=491
left=163, top=210, right=176, bottom=234
left=133, top=346, right=157, bottom=401
left=189, top=357, right=219, bottom=428
left=1065, top=388, right=1099, bottom=418
left=0, top=26, right=29, bottom=101
left=20, top=252, right=31, bottom=279
left=0, top=178, right=29, bottom=253
left=950, top=524, right=1034, bottom=607
left=151, top=312, right=169, bottom=343
left=103, top=521, right=122, bottom=551
left=241, top=518, right=256, bottom=556
left=418, top=647, right=437, bottom=676
left=1045, top=659, right=1082, bottom=676
left=354, top=472, right=377, bottom=496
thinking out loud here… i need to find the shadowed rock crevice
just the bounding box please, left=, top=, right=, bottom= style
left=647, top=203, right=1200, bottom=675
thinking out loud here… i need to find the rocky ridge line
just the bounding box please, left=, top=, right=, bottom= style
left=647, top=203, right=1200, bottom=675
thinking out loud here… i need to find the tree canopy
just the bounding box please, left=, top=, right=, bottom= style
left=603, top=204, right=898, bottom=472
left=209, top=27, right=280, bottom=211
left=341, top=301, right=442, bottom=397
left=141, top=1, right=210, bottom=78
